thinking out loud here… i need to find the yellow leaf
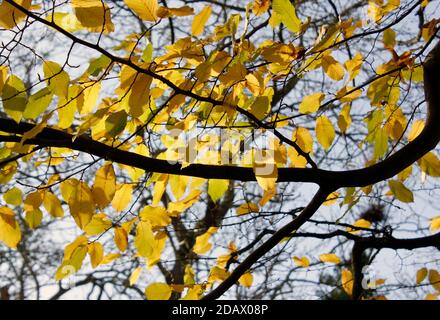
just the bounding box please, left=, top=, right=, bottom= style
left=383, top=28, right=396, bottom=48
left=344, top=52, right=363, bottom=81
left=80, top=82, right=101, bottom=114
left=55, top=237, right=88, bottom=279
left=416, top=267, right=428, bottom=284
left=147, top=231, right=167, bottom=269
left=101, top=252, right=121, bottom=265
left=43, top=192, right=64, bottom=218
left=192, top=5, right=212, bottom=36
left=323, top=191, right=339, bottom=206
left=23, top=191, right=43, bottom=212
left=3, top=187, right=23, bottom=206
left=193, top=227, right=217, bottom=255
left=83, top=213, right=112, bottom=236
left=184, top=265, right=195, bottom=285
left=0, top=65, right=8, bottom=93
left=180, top=285, right=204, bottom=300
left=293, top=256, right=310, bottom=267
left=57, top=84, right=80, bottom=129
left=119, top=67, right=153, bottom=117
left=88, top=242, right=104, bottom=268
left=135, top=220, right=155, bottom=257
left=319, top=253, right=341, bottom=264
left=322, top=55, right=344, bottom=81
left=124, top=0, right=158, bottom=22
left=388, top=180, right=414, bottom=203
left=208, top=266, right=230, bottom=283
left=408, top=120, right=425, bottom=142
left=299, top=92, right=325, bottom=114
left=374, top=127, right=388, bottom=159
left=167, top=190, right=201, bottom=216
left=25, top=209, right=43, bottom=229
left=157, top=5, right=194, bottom=18
left=208, top=179, right=229, bottom=203
left=46, top=12, right=83, bottom=33
left=424, top=293, right=438, bottom=300
left=1, top=75, right=27, bottom=123
left=245, top=73, right=261, bottom=96
left=23, top=87, right=53, bottom=120
left=71, top=0, right=114, bottom=33
left=292, top=127, right=313, bottom=154
left=272, top=0, right=301, bottom=34
left=114, top=227, right=128, bottom=252
left=338, top=104, right=352, bottom=134
left=316, top=116, right=335, bottom=150
left=43, top=61, right=70, bottom=99
left=139, top=206, right=170, bottom=227
left=252, top=0, right=270, bottom=16
left=431, top=216, right=440, bottom=231
left=239, top=272, right=254, bottom=288
left=0, top=0, right=31, bottom=29
left=129, top=267, right=143, bottom=286
left=341, top=268, right=353, bottom=296
left=69, top=181, right=95, bottom=229
left=336, top=86, right=362, bottom=103
left=169, top=174, right=189, bottom=200
left=236, top=202, right=259, bottom=215
left=418, top=152, right=440, bottom=177
left=145, top=283, right=172, bottom=300
left=249, top=96, right=271, bottom=120
left=92, top=163, right=116, bottom=209
left=112, top=184, right=133, bottom=212
left=152, top=174, right=168, bottom=206
left=347, top=219, right=371, bottom=234
left=0, top=207, right=21, bottom=248
left=428, top=269, right=440, bottom=291
left=253, top=154, right=278, bottom=192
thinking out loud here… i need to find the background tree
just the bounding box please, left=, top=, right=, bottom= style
left=0, top=0, right=439, bottom=300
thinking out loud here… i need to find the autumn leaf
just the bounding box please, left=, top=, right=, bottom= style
left=322, top=55, right=344, bottom=81
left=236, top=202, right=259, bottom=215
left=145, top=283, right=172, bottom=300
left=316, top=116, right=335, bottom=150
left=239, top=272, right=254, bottom=288
left=319, top=253, right=341, bottom=264
left=299, top=92, right=325, bottom=114
left=341, top=268, right=353, bottom=296
left=431, top=216, right=440, bottom=231
left=388, top=180, right=414, bottom=203
left=293, top=256, right=310, bottom=268
left=124, top=0, right=158, bottom=22
left=416, top=267, right=428, bottom=284
left=92, top=163, right=117, bottom=209
left=192, top=5, right=212, bottom=36
left=193, top=227, right=217, bottom=255
left=0, top=207, right=22, bottom=248
left=208, top=179, right=229, bottom=202
left=1, top=75, right=27, bottom=123
left=272, top=0, right=301, bottom=34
